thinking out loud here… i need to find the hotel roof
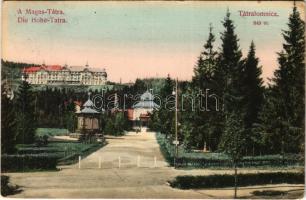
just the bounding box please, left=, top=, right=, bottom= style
left=23, top=64, right=106, bottom=73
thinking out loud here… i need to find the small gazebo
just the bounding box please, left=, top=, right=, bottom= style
left=131, top=90, right=160, bottom=128
left=76, top=94, right=102, bottom=139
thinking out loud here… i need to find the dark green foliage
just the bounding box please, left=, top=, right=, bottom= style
left=1, top=175, right=20, bottom=196
left=131, top=78, right=147, bottom=94
left=9, top=141, right=106, bottom=169
left=1, top=84, right=17, bottom=154
left=219, top=113, right=246, bottom=164
left=252, top=190, right=287, bottom=196
left=150, top=75, right=174, bottom=138
left=216, top=9, right=243, bottom=109
left=58, top=142, right=105, bottom=165
left=15, top=80, right=37, bottom=144
left=63, top=99, right=76, bottom=132
left=216, top=10, right=246, bottom=197
left=242, top=42, right=264, bottom=128
left=156, top=133, right=301, bottom=168
left=1, top=59, right=38, bottom=82
left=156, top=131, right=175, bottom=165
left=1, top=154, right=59, bottom=172
left=170, top=172, right=304, bottom=189
left=104, top=112, right=129, bottom=136
left=242, top=42, right=264, bottom=155
left=34, top=135, right=49, bottom=147
left=185, top=24, right=220, bottom=151
left=17, top=147, right=60, bottom=154
left=192, top=24, right=218, bottom=87
left=259, top=5, right=305, bottom=154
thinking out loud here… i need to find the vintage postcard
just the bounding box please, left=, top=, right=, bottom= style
left=1, top=1, right=305, bottom=199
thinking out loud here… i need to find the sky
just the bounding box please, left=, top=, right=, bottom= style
left=2, top=1, right=305, bottom=83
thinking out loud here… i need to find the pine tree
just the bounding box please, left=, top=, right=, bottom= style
left=218, top=9, right=244, bottom=113
left=217, top=10, right=246, bottom=198
left=256, top=88, right=282, bottom=154
left=270, top=5, right=305, bottom=154
left=158, top=75, right=174, bottom=138
left=15, top=80, right=37, bottom=144
left=192, top=24, right=218, bottom=88
left=1, top=83, right=17, bottom=153
left=190, top=24, right=219, bottom=150
left=242, top=41, right=264, bottom=155
left=218, top=9, right=245, bottom=145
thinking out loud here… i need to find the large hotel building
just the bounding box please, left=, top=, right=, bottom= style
left=22, top=64, right=107, bottom=85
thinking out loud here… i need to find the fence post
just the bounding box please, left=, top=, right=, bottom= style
left=154, top=156, right=157, bottom=168
left=99, top=156, right=102, bottom=169
left=137, top=155, right=140, bottom=167
left=78, top=156, right=81, bottom=169
left=118, top=156, right=121, bottom=168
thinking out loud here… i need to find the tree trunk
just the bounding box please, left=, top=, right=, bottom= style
left=234, top=164, right=238, bottom=198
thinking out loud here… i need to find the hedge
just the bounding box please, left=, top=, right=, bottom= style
left=17, top=147, right=61, bottom=154
left=1, top=154, right=59, bottom=172
left=156, top=133, right=303, bottom=168
left=175, top=157, right=301, bottom=168
left=169, top=172, right=304, bottom=189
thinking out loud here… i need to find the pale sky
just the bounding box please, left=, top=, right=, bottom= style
left=2, top=1, right=305, bottom=83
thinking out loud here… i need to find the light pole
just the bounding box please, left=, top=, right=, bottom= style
left=172, top=78, right=179, bottom=168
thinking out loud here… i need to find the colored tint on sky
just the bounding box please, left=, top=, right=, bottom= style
left=2, top=1, right=305, bottom=83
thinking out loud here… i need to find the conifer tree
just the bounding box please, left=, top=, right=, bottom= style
left=192, top=24, right=218, bottom=89
left=242, top=41, right=264, bottom=155
left=217, top=9, right=245, bottom=145
left=270, top=5, right=305, bottom=154
left=217, top=10, right=246, bottom=197
left=191, top=24, right=219, bottom=150
left=158, top=75, right=174, bottom=138
left=1, top=83, right=17, bottom=153
left=218, top=9, right=244, bottom=113
left=15, top=79, right=37, bottom=144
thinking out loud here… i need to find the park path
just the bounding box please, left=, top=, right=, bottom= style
left=3, top=131, right=304, bottom=198
left=67, top=131, right=168, bottom=169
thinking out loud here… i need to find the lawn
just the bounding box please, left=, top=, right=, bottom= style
left=36, top=128, right=69, bottom=137
left=1, top=127, right=107, bottom=172
left=16, top=141, right=106, bottom=165
left=1, top=141, right=107, bottom=172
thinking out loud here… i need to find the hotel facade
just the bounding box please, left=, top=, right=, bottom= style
left=22, top=64, right=107, bottom=85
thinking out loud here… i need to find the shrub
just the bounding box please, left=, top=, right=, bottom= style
left=169, top=172, right=304, bottom=189
left=252, top=190, right=287, bottom=196
left=1, top=175, right=15, bottom=196
left=1, top=154, right=59, bottom=172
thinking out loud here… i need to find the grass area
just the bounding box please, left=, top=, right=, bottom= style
left=156, top=132, right=228, bottom=160
left=11, top=140, right=107, bottom=170
left=36, top=128, right=69, bottom=137
left=156, top=132, right=303, bottom=168
left=169, top=172, right=304, bottom=189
